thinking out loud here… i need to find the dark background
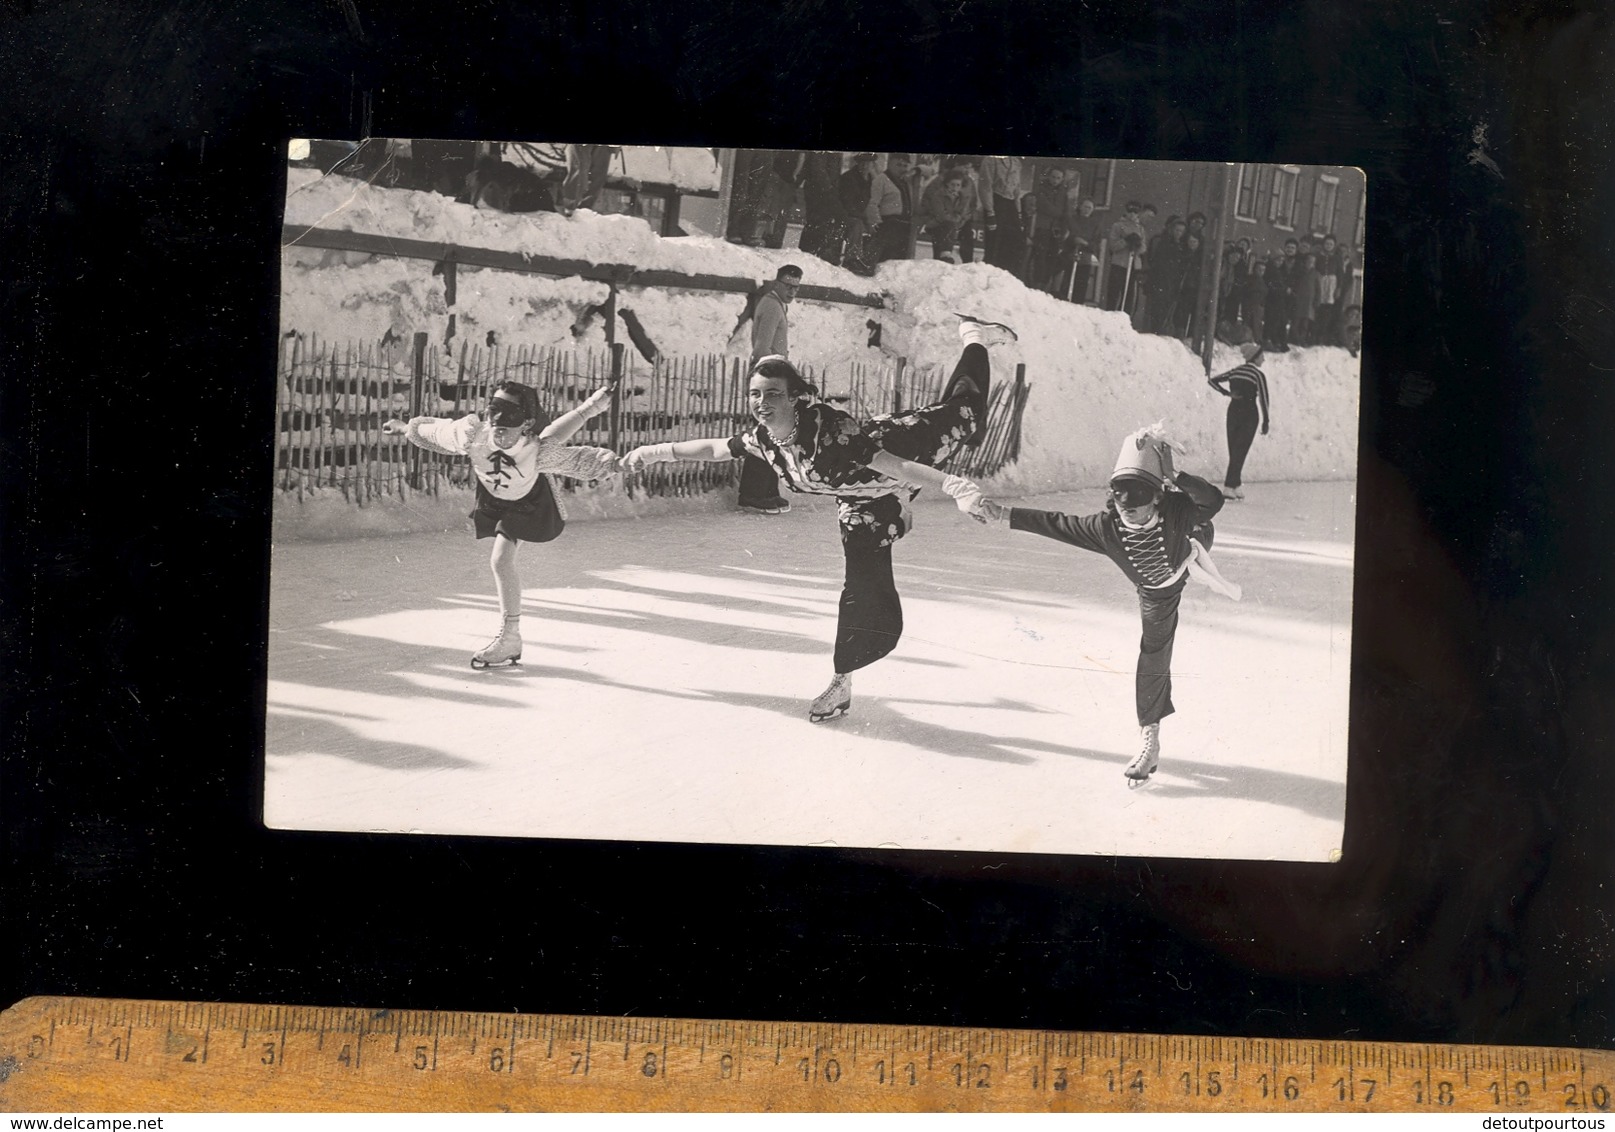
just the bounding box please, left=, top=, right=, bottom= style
left=2, top=0, right=1612, bottom=1048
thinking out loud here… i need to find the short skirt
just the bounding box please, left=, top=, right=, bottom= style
left=471, top=476, right=565, bottom=543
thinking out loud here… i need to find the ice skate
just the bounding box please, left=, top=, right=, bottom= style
left=1222, top=486, right=1244, bottom=501
left=1125, top=722, right=1161, bottom=787
left=739, top=498, right=792, bottom=515
left=808, top=672, right=852, bottom=723
left=470, top=616, right=523, bottom=669
left=954, top=313, right=1019, bottom=346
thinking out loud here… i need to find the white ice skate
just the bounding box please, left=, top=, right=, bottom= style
left=955, top=313, right=1019, bottom=346
left=808, top=673, right=852, bottom=723
left=1125, top=722, right=1161, bottom=788
left=470, top=616, right=523, bottom=669
left=739, top=498, right=792, bottom=515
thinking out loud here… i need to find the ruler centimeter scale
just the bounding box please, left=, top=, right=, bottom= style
left=1, top=997, right=1611, bottom=1113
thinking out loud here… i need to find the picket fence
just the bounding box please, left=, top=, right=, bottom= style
left=274, top=334, right=1030, bottom=506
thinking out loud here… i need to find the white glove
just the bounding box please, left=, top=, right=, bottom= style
left=1157, top=439, right=1177, bottom=484
left=942, top=474, right=982, bottom=508
left=622, top=443, right=677, bottom=470
left=942, top=475, right=1000, bottom=525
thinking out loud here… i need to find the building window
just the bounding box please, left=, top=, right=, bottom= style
left=1268, top=165, right=1299, bottom=229
left=1234, top=163, right=1262, bottom=221
left=1310, top=173, right=1340, bottom=238
left=1354, top=186, right=1366, bottom=248
left=1089, top=159, right=1115, bottom=210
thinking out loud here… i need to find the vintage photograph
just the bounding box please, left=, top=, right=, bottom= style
left=266, top=140, right=1363, bottom=860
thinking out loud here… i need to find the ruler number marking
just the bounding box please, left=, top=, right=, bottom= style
left=14, top=1000, right=1613, bottom=1114
left=875, top=1058, right=916, bottom=1087
left=1566, top=1082, right=1613, bottom=1111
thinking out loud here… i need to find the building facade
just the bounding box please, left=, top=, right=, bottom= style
left=1028, top=158, right=1366, bottom=307
left=716, top=151, right=1367, bottom=314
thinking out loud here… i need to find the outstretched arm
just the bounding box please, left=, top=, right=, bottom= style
left=941, top=476, right=1009, bottom=525
left=1008, top=507, right=1108, bottom=554
left=381, top=414, right=475, bottom=456
left=540, top=386, right=614, bottom=442
left=866, top=449, right=957, bottom=491
left=621, top=437, right=735, bottom=468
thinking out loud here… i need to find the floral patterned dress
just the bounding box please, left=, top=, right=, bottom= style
left=727, top=398, right=978, bottom=554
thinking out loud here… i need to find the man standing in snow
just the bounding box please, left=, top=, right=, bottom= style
left=1062, top=197, right=1104, bottom=302
left=838, top=154, right=880, bottom=274
left=735, top=265, right=803, bottom=514
left=980, top=155, right=1029, bottom=277
left=559, top=144, right=617, bottom=214
left=1028, top=166, right=1072, bottom=292
left=797, top=151, right=842, bottom=262
left=870, top=153, right=915, bottom=262
left=1106, top=200, right=1148, bottom=313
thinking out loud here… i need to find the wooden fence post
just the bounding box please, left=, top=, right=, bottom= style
left=892, top=356, right=906, bottom=414
left=609, top=341, right=625, bottom=453
left=409, top=331, right=428, bottom=490
left=1007, top=363, right=1028, bottom=461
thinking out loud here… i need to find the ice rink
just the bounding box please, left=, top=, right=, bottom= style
left=264, top=480, right=1355, bottom=861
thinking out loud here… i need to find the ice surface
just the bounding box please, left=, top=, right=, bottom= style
left=265, top=482, right=1354, bottom=860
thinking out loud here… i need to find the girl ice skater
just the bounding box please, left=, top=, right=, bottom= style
left=382, top=381, right=620, bottom=667
left=1208, top=341, right=1271, bottom=501
left=621, top=316, right=1017, bottom=722
left=946, top=426, right=1239, bottom=786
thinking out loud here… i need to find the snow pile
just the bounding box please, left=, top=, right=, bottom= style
left=283, top=165, right=856, bottom=286
left=280, top=167, right=1359, bottom=494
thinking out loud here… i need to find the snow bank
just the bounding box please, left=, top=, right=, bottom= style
left=280, top=166, right=1359, bottom=496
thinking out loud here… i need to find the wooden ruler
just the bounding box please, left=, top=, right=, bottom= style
left=2, top=997, right=1612, bottom=1113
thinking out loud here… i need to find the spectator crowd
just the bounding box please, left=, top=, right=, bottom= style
left=734, top=152, right=1363, bottom=355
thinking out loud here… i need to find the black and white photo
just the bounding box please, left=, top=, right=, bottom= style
left=266, top=141, right=1364, bottom=860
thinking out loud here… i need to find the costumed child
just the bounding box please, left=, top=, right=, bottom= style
left=382, top=381, right=620, bottom=668
left=944, top=425, right=1241, bottom=787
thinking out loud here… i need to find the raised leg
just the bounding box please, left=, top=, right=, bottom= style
left=864, top=317, right=1014, bottom=463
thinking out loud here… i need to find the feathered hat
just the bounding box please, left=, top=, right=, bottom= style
left=1110, top=422, right=1179, bottom=490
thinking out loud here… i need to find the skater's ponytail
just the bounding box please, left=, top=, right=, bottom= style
left=751, top=355, right=818, bottom=401
left=486, top=381, right=552, bottom=433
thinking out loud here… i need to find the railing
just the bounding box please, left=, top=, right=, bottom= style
left=274, top=335, right=1030, bottom=505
